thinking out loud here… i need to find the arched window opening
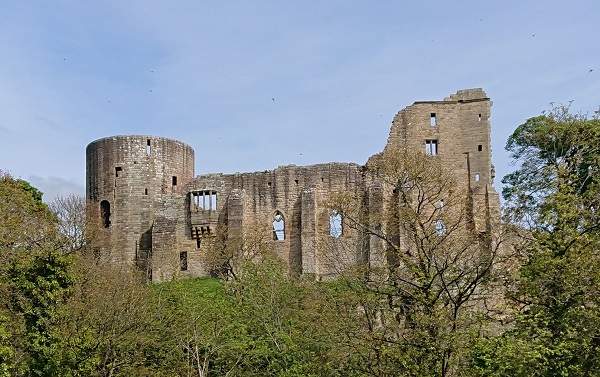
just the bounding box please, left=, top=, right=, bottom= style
left=435, top=219, right=447, bottom=236
left=100, top=200, right=111, bottom=228
left=272, top=211, right=285, bottom=241
left=329, top=210, right=342, bottom=238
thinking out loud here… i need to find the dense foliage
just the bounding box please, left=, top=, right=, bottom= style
left=471, top=106, right=600, bottom=376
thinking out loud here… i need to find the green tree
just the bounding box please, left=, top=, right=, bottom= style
left=0, top=172, right=77, bottom=376
left=471, top=106, right=600, bottom=376
left=320, top=151, right=507, bottom=377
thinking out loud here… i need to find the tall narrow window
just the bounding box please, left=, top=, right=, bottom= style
left=115, top=167, right=122, bottom=177
left=425, top=140, right=438, bottom=155
left=430, top=113, right=437, bottom=126
left=329, top=210, right=342, bottom=238
left=146, top=139, right=151, bottom=155
left=172, top=176, right=177, bottom=186
left=478, top=114, right=482, bottom=122
left=475, top=173, right=480, bottom=182
left=272, top=211, right=285, bottom=241
left=210, top=192, right=217, bottom=210
left=440, top=199, right=445, bottom=213
left=100, top=200, right=111, bottom=228
left=478, top=144, right=483, bottom=152
left=179, top=252, right=188, bottom=271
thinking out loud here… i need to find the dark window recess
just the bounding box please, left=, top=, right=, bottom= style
left=172, top=176, right=177, bottom=186
left=478, top=145, right=483, bottom=152
left=478, top=114, right=482, bottom=122
left=196, top=237, right=201, bottom=249
left=144, top=188, right=148, bottom=195
left=146, top=139, right=151, bottom=155
left=179, top=252, right=188, bottom=271
left=100, top=200, right=111, bottom=228
left=115, top=167, right=122, bottom=177
left=295, top=179, right=299, bottom=185
left=430, top=113, right=437, bottom=126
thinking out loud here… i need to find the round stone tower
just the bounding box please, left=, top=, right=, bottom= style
left=86, top=135, right=194, bottom=271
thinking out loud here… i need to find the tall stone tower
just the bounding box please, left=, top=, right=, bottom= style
left=86, top=135, right=194, bottom=274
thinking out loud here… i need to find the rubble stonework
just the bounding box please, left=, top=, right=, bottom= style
left=86, top=88, right=500, bottom=282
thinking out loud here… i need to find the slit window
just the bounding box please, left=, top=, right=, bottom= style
left=440, top=199, right=445, bottom=213
left=475, top=173, right=481, bottom=182
left=146, top=139, right=151, bottom=155
left=100, top=200, right=111, bottom=228
left=478, top=114, right=482, bottom=122
left=115, top=166, right=122, bottom=177
left=172, top=176, right=177, bottom=186
left=430, top=113, right=437, bottom=126
left=329, top=210, right=343, bottom=238
left=425, top=140, right=438, bottom=155
left=272, top=211, right=285, bottom=241
left=179, top=252, right=188, bottom=271
left=144, top=188, right=148, bottom=195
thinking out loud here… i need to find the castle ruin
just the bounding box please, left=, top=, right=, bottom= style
left=86, top=88, right=500, bottom=282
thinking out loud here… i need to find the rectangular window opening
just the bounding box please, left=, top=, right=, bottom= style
left=179, top=252, right=188, bottom=271
left=478, top=114, right=482, bottom=122
left=210, top=192, right=217, bottom=210
left=478, top=144, right=483, bottom=152
left=144, top=188, right=148, bottom=195
left=115, top=166, right=122, bottom=177
left=475, top=173, right=481, bottom=182
left=172, top=176, right=177, bottom=186
left=146, top=139, right=151, bottom=155
left=191, top=191, right=217, bottom=211
left=430, top=113, right=437, bottom=126
left=425, top=140, right=438, bottom=156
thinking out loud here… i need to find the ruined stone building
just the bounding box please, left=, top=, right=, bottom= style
left=86, top=88, right=500, bottom=282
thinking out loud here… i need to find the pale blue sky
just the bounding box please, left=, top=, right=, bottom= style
left=1, top=1, right=598, bottom=201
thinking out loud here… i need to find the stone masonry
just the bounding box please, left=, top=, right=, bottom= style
left=86, top=88, right=500, bottom=282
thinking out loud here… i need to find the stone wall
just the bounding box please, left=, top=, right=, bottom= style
left=86, top=135, right=194, bottom=275
left=86, top=88, right=501, bottom=282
